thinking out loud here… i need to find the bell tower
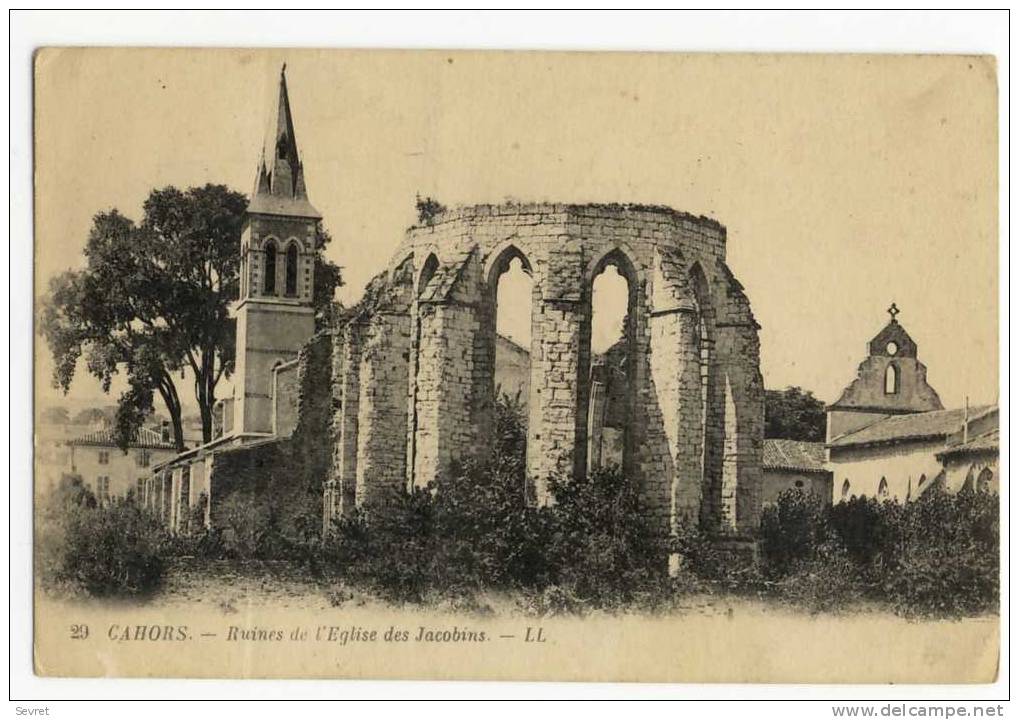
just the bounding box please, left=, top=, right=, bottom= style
left=827, top=304, right=943, bottom=442
left=233, top=65, right=320, bottom=436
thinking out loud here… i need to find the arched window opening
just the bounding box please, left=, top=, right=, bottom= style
left=494, top=257, right=533, bottom=404
left=878, top=477, right=889, bottom=499
left=977, top=467, right=994, bottom=493
left=418, top=254, right=439, bottom=298
left=485, top=248, right=534, bottom=488
left=263, top=240, right=277, bottom=295
left=884, top=363, right=899, bottom=395
left=841, top=479, right=851, bottom=500
left=584, top=257, right=635, bottom=476
left=284, top=242, right=299, bottom=297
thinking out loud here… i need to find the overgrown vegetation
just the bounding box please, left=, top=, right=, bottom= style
left=758, top=487, right=999, bottom=617
left=415, top=194, right=447, bottom=226
left=37, top=476, right=167, bottom=597
left=321, top=392, right=666, bottom=612
left=38, top=396, right=998, bottom=619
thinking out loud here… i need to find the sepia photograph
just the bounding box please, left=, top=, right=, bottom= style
left=15, top=10, right=1006, bottom=705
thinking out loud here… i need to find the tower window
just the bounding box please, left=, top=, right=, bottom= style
left=884, top=363, right=899, bottom=395
left=264, top=241, right=277, bottom=295
left=841, top=479, right=851, bottom=500
left=285, top=242, right=299, bottom=297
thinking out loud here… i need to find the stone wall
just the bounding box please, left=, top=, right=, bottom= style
left=322, top=203, right=765, bottom=538
left=272, top=359, right=300, bottom=437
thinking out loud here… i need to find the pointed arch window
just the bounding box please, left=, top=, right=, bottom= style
left=841, top=479, right=851, bottom=500
left=264, top=240, right=278, bottom=296
left=878, top=477, right=889, bottom=499
left=285, top=242, right=299, bottom=297
left=884, top=363, right=899, bottom=395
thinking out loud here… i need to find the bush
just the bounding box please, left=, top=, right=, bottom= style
left=759, top=488, right=827, bottom=577
left=881, top=488, right=998, bottom=617
left=324, top=392, right=544, bottom=603
left=323, top=393, right=668, bottom=612
left=755, top=486, right=998, bottom=617
left=540, top=466, right=668, bottom=610
left=37, top=476, right=168, bottom=597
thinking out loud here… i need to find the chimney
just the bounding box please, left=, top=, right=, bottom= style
left=161, top=420, right=170, bottom=444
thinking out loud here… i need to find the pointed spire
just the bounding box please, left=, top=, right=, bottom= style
left=248, top=63, right=320, bottom=219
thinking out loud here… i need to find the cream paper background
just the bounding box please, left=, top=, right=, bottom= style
left=32, top=48, right=999, bottom=682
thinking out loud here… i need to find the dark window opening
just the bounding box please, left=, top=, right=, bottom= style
left=264, top=241, right=277, bottom=295
left=285, top=243, right=299, bottom=297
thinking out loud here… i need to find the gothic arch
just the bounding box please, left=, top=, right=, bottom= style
left=485, top=243, right=533, bottom=290
left=483, top=237, right=531, bottom=284
left=576, top=245, right=641, bottom=480
left=481, top=243, right=536, bottom=473
left=689, top=262, right=722, bottom=527
left=583, top=242, right=644, bottom=287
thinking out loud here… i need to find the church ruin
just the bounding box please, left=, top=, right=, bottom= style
left=147, top=68, right=766, bottom=542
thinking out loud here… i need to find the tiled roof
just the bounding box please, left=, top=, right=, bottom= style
left=763, top=439, right=828, bottom=473
left=937, top=429, right=999, bottom=459
left=828, top=406, right=991, bottom=449
left=68, top=426, right=176, bottom=450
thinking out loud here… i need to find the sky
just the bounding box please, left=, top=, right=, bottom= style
left=34, top=48, right=998, bottom=417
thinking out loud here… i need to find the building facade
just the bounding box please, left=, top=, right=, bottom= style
left=761, top=438, right=832, bottom=506
left=67, top=425, right=177, bottom=504
left=826, top=307, right=998, bottom=503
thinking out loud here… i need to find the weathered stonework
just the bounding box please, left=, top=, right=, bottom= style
left=152, top=70, right=766, bottom=547
left=324, top=203, right=765, bottom=537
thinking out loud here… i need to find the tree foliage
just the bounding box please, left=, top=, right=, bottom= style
left=415, top=194, right=447, bottom=226
left=40, top=184, right=343, bottom=451
left=764, top=386, right=827, bottom=441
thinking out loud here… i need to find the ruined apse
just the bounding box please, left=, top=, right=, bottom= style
left=322, top=204, right=766, bottom=538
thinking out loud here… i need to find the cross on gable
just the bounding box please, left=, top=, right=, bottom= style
left=888, top=303, right=900, bottom=321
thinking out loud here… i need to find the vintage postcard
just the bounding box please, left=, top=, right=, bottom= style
left=32, top=48, right=999, bottom=682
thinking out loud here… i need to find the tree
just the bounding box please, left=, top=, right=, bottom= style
left=71, top=407, right=112, bottom=426
left=39, top=406, right=70, bottom=425
left=40, top=184, right=343, bottom=451
left=415, top=194, right=446, bottom=226
left=313, top=225, right=344, bottom=329
left=764, top=386, right=827, bottom=442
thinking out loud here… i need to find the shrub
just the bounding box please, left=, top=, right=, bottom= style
left=37, top=477, right=167, bottom=597
left=759, top=488, right=827, bottom=577
left=323, top=393, right=668, bottom=611
left=881, top=488, right=998, bottom=617
left=540, top=465, right=669, bottom=610
left=755, top=486, right=998, bottom=617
